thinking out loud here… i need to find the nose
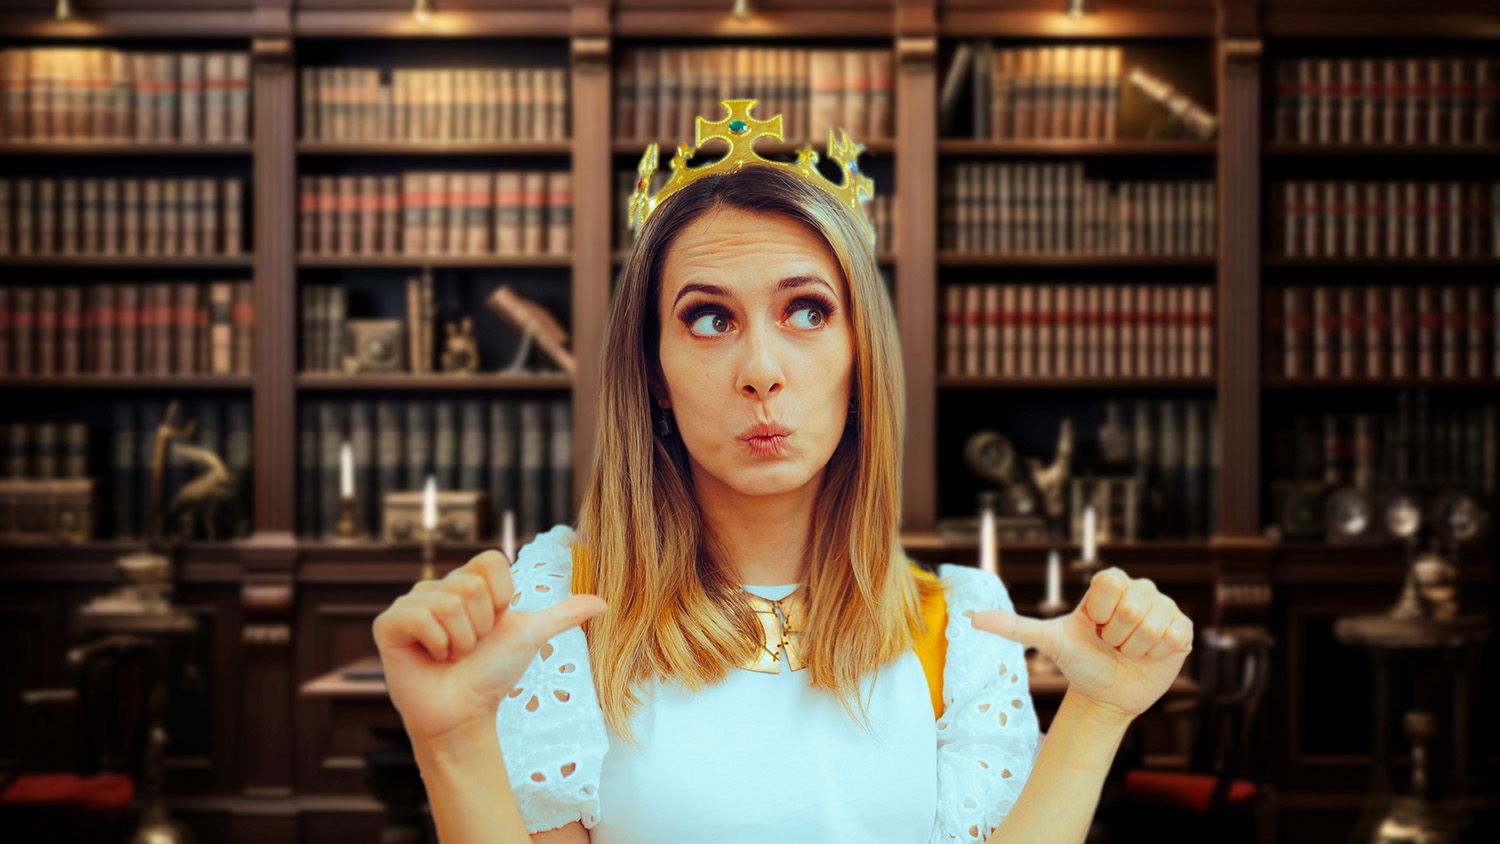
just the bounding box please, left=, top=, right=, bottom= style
left=736, top=317, right=785, bottom=400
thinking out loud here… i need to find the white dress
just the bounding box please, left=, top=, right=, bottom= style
left=495, top=524, right=1041, bottom=843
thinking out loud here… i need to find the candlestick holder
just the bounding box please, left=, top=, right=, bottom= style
left=420, top=529, right=436, bottom=581
left=332, top=494, right=365, bottom=543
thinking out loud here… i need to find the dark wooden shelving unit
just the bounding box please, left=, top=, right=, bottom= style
left=938, top=252, right=1217, bottom=267
left=939, top=375, right=1217, bottom=390
left=0, top=375, right=254, bottom=391
left=0, top=254, right=255, bottom=268
left=295, top=373, right=572, bottom=391
left=0, top=141, right=254, bottom=155
left=939, top=139, right=1219, bottom=156
left=296, top=140, right=572, bottom=156
left=3, top=3, right=1498, bottom=841
left=296, top=253, right=573, bottom=268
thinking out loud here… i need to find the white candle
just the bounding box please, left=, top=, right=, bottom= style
left=422, top=475, right=437, bottom=532
left=1082, top=505, right=1097, bottom=563
left=979, top=500, right=999, bottom=577
left=502, top=509, right=516, bottom=563
left=339, top=442, right=354, bottom=498
left=1045, top=549, right=1062, bottom=606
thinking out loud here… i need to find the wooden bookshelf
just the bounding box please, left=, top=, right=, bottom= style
left=1, top=3, right=1498, bottom=841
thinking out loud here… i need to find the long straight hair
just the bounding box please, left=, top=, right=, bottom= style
left=573, top=163, right=943, bottom=748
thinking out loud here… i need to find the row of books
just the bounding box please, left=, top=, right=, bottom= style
left=1272, top=57, right=1497, bottom=145
left=943, top=164, right=1216, bottom=256
left=0, top=177, right=246, bottom=257
left=1088, top=398, right=1219, bottom=540
left=110, top=399, right=253, bottom=539
left=1271, top=181, right=1500, bottom=259
left=298, top=171, right=571, bottom=257
left=1289, top=402, right=1498, bottom=492
left=3, top=422, right=88, bottom=480
left=0, top=48, right=251, bottom=143
left=943, top=284, right=1214, bottom=379
left=1267, top=285, right=1500, bottom=380
left=300, top=66, right=568, bottom=143
left=300, top=398, right=571, bottom=542
left=0, top=281, right=254, bottom=378
left=943, top=42, right=1124, bottom=141
left=301, top=276, right=440, bottom=374
left=614, top=47, right=894, bottom=143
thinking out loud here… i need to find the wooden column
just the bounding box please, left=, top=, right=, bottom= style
left=1215, top=34, right=1262, bottom=539
left=895, top=0, right=939, bottom=532
left=235, top=25, right=298, bottom=837
left=570, top=0, right=613, bottom=515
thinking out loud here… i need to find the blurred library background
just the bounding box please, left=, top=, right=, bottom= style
left=0, top=0, right=1496, bottom=842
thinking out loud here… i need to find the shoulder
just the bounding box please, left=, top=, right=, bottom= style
left=495, top=522, right=608, bottom=834
left=928, top=564, right=1040, bottom=844
left=505, top=522, right=581, bottom=612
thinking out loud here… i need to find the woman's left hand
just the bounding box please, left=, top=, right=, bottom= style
left=970, top=566, right=1194, bottom=725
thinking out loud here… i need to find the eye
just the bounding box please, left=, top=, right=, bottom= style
left=685, top=306, right=732, bottom=338
left=787, top=294, right=836, bottom=330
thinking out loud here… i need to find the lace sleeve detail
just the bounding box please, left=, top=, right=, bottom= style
left=493, top=523, right=608, bottom=834
left=929, top=563, right=1042, bottom=844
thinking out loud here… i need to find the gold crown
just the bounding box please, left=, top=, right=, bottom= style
left=627, top=98, right=877, bottom=248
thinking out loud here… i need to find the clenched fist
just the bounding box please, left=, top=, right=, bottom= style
left=969, top=566, right=1193, bottom=725
left=372, top=549, right=609, bottom=743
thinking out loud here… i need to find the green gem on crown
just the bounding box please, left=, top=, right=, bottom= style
left=728, top=119, right=748, bottom=134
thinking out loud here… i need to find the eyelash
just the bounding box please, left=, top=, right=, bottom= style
left=680, top=294, right=838, bottom=337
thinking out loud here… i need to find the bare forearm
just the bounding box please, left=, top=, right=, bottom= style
left=985, top=688, right=1130, bottom=844
left=411, top=719, right=531, bottom=844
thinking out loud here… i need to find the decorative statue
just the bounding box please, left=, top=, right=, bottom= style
left=167, top=442, right=238, bottom=542
left=441, top=316, right=480, bottom=374
left=1026, top=417, right=1074, bottom=526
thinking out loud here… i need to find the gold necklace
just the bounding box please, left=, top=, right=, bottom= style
left=738, top=585, right=808, bottom=673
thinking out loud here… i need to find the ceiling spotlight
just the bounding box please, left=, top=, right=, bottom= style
left=732, top=0, right=752, bottom=21
left=55, top=0, right=73, bottom=21
left=412, top=0, right=433, bottom=24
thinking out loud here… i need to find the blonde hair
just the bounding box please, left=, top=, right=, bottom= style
left=573, top=163, right=943, bottom=748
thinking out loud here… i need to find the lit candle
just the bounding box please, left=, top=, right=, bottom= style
left=979, top=499, right=999, bottom=577
left=339, top=442, right=354, bottom=498
left=422, top=475, right=437, bottom=533
left=502, top=508, right=516, bottom=564
left=1045, top=549, right=1062, bottom=606
left=1082, top=505, right=1097, bottom=563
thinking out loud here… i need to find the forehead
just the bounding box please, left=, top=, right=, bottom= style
left=662, top=207, right=844, bottom=296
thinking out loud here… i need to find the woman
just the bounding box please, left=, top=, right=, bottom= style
left=372, top=106, right=1193, bottom=844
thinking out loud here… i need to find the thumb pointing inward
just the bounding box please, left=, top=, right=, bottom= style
left=970, top=608, right=1062, bottom=659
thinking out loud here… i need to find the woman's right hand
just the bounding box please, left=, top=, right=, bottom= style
left=372, top=549, right=609, bottom=745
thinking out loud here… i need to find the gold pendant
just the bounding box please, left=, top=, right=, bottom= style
left=739, top=586, right=808, bottom=674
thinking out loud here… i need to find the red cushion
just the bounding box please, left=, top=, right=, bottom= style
left=0, top=773, right=135, bottom=810
left=1122, top=769, right=1258, bottom=813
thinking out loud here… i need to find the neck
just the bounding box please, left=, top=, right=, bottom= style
left=691, top=458, right=821, bottom=586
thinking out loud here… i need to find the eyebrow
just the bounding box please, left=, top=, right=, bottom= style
left=672, top=275, right=838, bottom=309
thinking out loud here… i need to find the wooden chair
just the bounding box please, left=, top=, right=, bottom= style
left=0, top=633, right=156, bottom=843
left=1102, top=625, right=1277, bottom=844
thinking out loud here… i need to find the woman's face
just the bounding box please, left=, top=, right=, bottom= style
left=657, top=206, right=855, bottom=498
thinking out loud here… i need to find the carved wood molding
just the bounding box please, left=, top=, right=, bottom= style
left=571, top=36, right=611, bottom=70
left=896, top=36, right=937, bottom=69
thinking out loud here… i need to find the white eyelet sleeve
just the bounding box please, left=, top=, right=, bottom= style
left=493, top=523, right=609, bottom=834
left=929, top=563, right=1042, bottom=844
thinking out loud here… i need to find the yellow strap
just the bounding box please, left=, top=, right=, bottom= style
left=572, top=546, right=948, bottom=721
left=910, top=563, right=948, bottom=721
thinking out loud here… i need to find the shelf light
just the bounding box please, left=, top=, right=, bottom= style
left=412, top=0, right=433, bottom=25
left=731, top=0, right=752, bottom=22
left=55, top=0, right=73, bottom=21
left=1065, top=0, right=1095, bottom=20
